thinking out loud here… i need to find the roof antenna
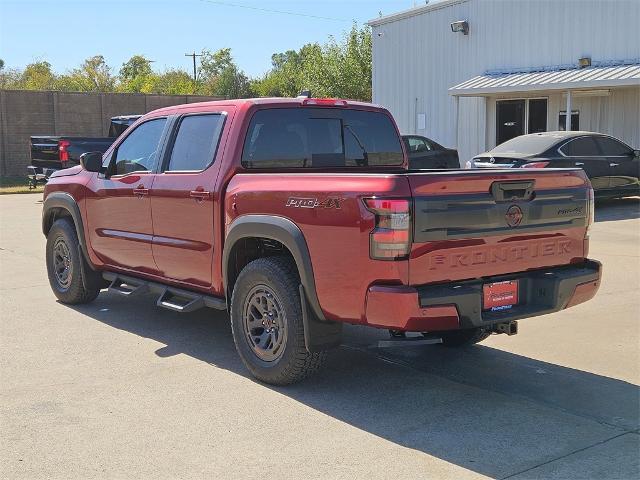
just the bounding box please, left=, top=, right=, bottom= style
left=297, top=89, right=312, bottom=99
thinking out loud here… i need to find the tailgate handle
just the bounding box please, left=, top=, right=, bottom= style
left=491, top=181, right=535, bottom=202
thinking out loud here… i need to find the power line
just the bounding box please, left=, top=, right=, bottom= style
left=197, top=0, right=350, bottom=22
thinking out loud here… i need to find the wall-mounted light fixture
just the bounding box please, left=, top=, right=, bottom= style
left=563, top=89, right=610, bottom=98
left=578, top=57, right=591, bottom=68
left=450, top=20, right=469, bottom=35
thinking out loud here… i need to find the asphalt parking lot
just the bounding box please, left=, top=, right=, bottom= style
left=1, top=193, right=639, bottom=480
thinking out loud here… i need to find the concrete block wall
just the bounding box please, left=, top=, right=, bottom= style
left=0, top=90, right=222, bottom=176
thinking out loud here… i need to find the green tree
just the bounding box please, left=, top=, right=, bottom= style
left=271, top=50, right=300, bottom=70
left=198, top=48, right=252, bottom=98
left=57, top=55, right=115, bottom=92
left=120, top=55, right=153, bottom=80
left=252, top=49, right=306, bottom=97
left=118, top=55, right=154, bottom=92
left=215, top=65, right=252, bottom=98
left=151, top=69, right=194, bottom=95
left=302, top=24, right=372, bottom=101
left=199, top=48, right=233, bottom=82
left=0, top=22, right=372, bottom=99
left=18, top=61, right=57, bottom=90
left=0, top=67, right=21, bottom=89
left=253, top=24, right=372, bottom=101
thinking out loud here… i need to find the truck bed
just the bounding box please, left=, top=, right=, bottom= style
left=226, top=167, right=592, bottom=323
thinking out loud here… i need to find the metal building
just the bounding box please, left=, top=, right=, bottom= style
left=368, top=0, right=640, bottom=164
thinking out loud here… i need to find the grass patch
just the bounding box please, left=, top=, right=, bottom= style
left=0, top=176, right=44, bottom=194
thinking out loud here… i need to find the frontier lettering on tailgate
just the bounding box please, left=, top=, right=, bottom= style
left=429, top=238, right=572, bottom=269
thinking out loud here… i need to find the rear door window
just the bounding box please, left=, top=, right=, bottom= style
left=242, top=108, right=403, bottom=168
left=560, top=137, right=599, bottom=157
left=166, top=114, right=225, bottom=171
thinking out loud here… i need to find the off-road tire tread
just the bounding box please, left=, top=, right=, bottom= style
left=46, top=218, right=100, bottom=305
left=231, top=256, right=327, bottom=385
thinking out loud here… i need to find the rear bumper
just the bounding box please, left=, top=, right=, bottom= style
left=364, top=259, right=602, bottom=331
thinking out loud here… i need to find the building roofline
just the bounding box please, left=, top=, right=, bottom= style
left=367, top=0, right=469, bottom=27
left=449, top=62, right=640, bottom=97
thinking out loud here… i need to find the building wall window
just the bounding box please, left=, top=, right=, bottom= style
left=559, top=110, right=580, bottom=131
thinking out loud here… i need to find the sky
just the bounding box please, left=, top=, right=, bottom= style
left=0, top=0, right=418, bottom=78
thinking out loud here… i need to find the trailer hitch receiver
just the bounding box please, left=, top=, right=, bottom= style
left=492, top=321, right=518, bottom=336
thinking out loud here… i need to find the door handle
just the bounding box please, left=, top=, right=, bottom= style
left=610, top=162, right=619, bottom=167
left=189, top=189, right=211, bottom=201
left=575, top=162, right=584, bottom=166
left=133, top=185, right=149, bottom=197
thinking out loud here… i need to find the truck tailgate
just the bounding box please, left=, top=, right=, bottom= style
left=408, top=169, right=590, bottom=285
left=30, top=135, right=60, bottom=164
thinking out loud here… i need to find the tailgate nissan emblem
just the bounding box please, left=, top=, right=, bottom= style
left=505, top=205, right=523, bottom=227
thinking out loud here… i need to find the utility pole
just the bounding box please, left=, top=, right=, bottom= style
left=185, top=51, right=202, bottom=93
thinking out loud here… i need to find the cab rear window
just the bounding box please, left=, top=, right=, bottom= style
left=242, top=108, right=404, bottom=168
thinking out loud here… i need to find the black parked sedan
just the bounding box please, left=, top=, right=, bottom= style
left=468, top=131, right=640, bottom=198
left=402, top=135, right=460, bottom=169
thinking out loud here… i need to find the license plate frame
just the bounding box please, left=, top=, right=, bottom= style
left=483, top=280, right=519, bottom=311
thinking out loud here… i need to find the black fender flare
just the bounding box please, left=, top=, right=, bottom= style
left=222, top=215, right=326, bottom=322
left=42, top=192, right=94, bottom=270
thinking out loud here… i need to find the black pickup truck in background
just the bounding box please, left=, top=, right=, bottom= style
left=29, top=115, right=141, bottom=171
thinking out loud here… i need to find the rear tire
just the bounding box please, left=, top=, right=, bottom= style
left=46, top=218, right=100, bottom=304
left=439, top=328, right=491, bottom=347
left=230, top=257, right=327, bottom=385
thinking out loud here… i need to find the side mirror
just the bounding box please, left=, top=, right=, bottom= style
left=80, top=151, right=104, bottom=173
left=633, top=149, right=640, bottom=159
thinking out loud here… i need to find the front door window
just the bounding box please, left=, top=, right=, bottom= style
left=112, top=118, right=167, bottom=175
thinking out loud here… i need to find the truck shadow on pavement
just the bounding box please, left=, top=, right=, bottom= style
left=69, top=293, right=640, bottom=479
left=595, top=197, right=640, bottom=222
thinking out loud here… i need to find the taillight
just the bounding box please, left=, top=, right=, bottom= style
left=363, top=198, right=411, bottom=260
left=522, top=161, right=549, bottom=168
left=58, top=140, right=70, bottom=164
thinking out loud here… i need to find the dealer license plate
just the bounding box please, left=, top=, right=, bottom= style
left=483, top=280, right=519, bottom=311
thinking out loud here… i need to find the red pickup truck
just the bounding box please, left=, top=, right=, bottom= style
left=42, top=97, right=602, bottom=384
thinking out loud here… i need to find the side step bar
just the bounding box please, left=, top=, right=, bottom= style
left=108, top=276, right=149, bottom=297
left=103, top=272, right=226, bottom=313
left=156, top=288, right=205, bottom=313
